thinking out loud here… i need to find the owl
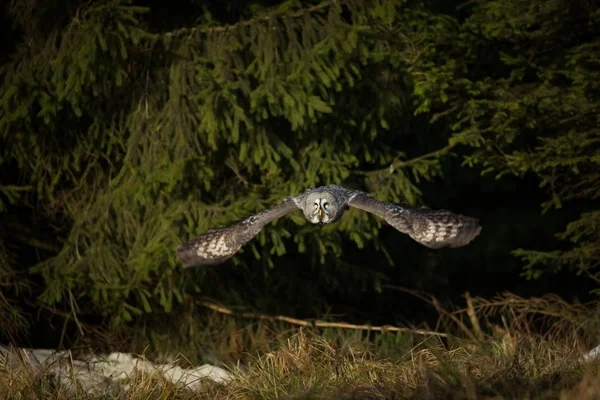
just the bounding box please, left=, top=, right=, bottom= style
left=176, top=185, right=482, bottom=267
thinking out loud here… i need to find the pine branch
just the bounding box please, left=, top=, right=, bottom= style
left=353, top=141, right=459, bottom=177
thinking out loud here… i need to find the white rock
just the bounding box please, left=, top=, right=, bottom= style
left=582, top=343, right=600, bottom=362
left=0, top=346, right=231, bottom=394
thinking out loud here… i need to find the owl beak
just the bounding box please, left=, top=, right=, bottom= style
left=318, top=208, right=323, bottom=217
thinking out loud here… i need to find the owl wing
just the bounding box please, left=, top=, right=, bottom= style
left=176, top=198, right=300, bottom=267
left=347, top=191, right=481, bottom=248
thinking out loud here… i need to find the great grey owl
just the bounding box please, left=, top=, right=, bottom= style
left=176, top=184, right=482, bottom=267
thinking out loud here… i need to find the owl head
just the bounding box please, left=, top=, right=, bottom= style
left=302, top=190, right=344, bottom=224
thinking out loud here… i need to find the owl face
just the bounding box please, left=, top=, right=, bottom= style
left=303, top=191, right=339, bottom=224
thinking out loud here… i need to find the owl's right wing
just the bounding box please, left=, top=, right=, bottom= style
left=347, top=191, right=481, bottom=248
left=176, top=198, right=300, bottom=267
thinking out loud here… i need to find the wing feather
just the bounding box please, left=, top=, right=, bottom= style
left=176, top=198, right=300, bottom=267
left=348, top=192, right=481, bottom=248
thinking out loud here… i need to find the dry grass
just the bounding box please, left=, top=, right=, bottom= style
left=3, top=292, right=600, bottom=399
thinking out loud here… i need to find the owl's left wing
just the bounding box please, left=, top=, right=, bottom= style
left=176, top=198, right=300, bottom=267
left=347, top=191, right=482, bottom=248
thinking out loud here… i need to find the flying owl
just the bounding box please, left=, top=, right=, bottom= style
left=176, top=185, right=482, bottom=267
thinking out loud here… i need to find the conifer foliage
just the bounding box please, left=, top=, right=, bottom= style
left=0, top=0, right=443, bottom=331
left=405, top=0, right=600, bottom=288
left=0, top=0, right=598, bottom=339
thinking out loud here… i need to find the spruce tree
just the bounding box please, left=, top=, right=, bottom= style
left=1, top=0, right=454, bottom=331
left=2, top=0, right=597, bottom=342
left=406, top=0, right=600, bottom=288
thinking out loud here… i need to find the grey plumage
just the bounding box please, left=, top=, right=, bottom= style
left=347, top=192, right=481, bottom=249
left=176, top=199, right=299, bottom=267
left=176, top=184, right=482, bottom=267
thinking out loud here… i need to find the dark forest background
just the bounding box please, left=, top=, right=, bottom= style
left=0, top=0, right=598, bottom=355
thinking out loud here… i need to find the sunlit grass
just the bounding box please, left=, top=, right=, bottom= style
left=3, top=293, right=600, bottom=399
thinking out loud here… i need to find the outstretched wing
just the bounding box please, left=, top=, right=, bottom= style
left=176, top=199, right=300, bottom=267
left=348, top=191, right=481, bottom=248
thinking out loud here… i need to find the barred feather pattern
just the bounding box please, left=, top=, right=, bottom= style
left=176, top=199, right=300, bottom=267
left=348, top=192, right=482, bottom=249
left=177, top=185, right=482, bottom=267
left=391, top=208, right=481, bottom=249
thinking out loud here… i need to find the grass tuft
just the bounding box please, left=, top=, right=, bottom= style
left=3, top=292, right=600, bottom=399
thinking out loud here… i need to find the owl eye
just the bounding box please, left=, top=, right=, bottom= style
left=323, top=203, right=329, bottom=210
left=313, top=203, right=318, bottom=209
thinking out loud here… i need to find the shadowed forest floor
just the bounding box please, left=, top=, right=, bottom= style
left=3, top=293, right=600, bottom=399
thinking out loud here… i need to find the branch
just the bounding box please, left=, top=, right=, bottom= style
left=465, top=291, right=483, bottom=340
left=198, top=300, right=447, bottom=337
left=353, top=141, right=459, bottom=177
